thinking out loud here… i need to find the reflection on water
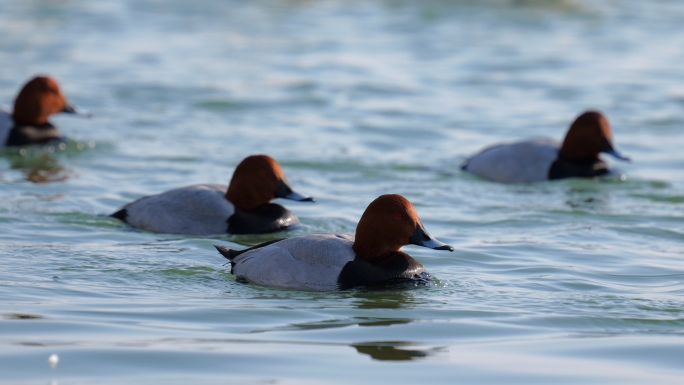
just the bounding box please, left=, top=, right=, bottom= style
left=0, top=140, right=96, bottom=183
left=564, top=185, right=610, bottom=210
left=1, top=313, right=44, bottom=320
left=349, top=289, right=426, bottom=309
left=351, top=341, right=446, bottom=361
left=5, top=150, right=69, bottom=183
left=249, top=316, right=414, bottom=334
left=355, top=317, right=413, bottom=327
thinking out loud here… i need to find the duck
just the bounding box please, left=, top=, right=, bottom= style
left=215, top=194, right=454, bottom=291
left=111, top=154, right=315, bottom=235
left=461, top=110, right=631, bottom=183
left=0, top=76, right=91, bottom=148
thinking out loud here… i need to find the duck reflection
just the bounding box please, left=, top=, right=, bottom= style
left=2, top=146, right=70, bottom=183
left=351, top=341, right=446, bottom=361
left=564, top=185, right=610, bottom=210
left=249, top=316, right=414, bottom=334
left=355, top=317, right=413, bottom=327
left=350, top=287, right=426, bottom=310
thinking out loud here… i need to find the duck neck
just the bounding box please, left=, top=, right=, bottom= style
left=225, top=187, right=268, bottom=211
left=5, top=122, right=60, bottom=147
left=352, top=240, right=397, bottom=262
left=557, top=150, right=600, bottom=163
left=549, top=155, right=608, bottom=180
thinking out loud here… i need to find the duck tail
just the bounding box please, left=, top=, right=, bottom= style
left=110, top=208, right=128, bottom=222
left=215, top=238, right=285, bottom=262
left=215, top=245, right=240, bottom=261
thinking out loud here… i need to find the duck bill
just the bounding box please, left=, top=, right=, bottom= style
left=601, top=138, right=631, bottom=162
left=408, top=223, right=454, bottom=252
left=275, top=179, right=315, bottom=202
left=62, top=101, right=93, bottom=118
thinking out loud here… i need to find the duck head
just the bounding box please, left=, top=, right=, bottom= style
left=12, top=76, right=91, bottom=126
left=353, top=194, right=453, bottom=261
left=559, top=110, right=630, bottom=162
left=225, top=154, right=315, bottom=210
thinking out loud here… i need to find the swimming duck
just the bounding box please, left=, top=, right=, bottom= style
left=215, top=194, right=454, bottom=291
left=0, top=76, right=91, bottom=148
left=461, top=110, right=631, bottom=183
left=111, top=154, right=314, bottom=235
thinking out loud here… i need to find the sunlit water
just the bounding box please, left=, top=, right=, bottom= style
left=1, top=0, right=683, bottom=383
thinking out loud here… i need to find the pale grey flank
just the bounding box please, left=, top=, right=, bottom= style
left=0, top=108, right=12, bottom=147
left=124, top=184, right=234, bottom=235
left=464, top=138, right=561, bottom=183
left=233, top=233, right=356, bottom=291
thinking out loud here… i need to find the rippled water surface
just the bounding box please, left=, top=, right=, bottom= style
left=1, top=0, right=684, bottom=383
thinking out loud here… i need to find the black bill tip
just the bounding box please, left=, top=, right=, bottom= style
left=286, top=191, right=316, bottom=202
left=433, top=244, right=455, bottom=252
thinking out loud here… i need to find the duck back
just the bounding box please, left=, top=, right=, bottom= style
left=232, top=233, right=357, bottom=291
left=463, top=138, right=560, bottom=183
left=121, top=184, right=235, bottom=235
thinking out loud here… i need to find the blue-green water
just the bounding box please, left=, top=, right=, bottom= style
left=1, top=0, right=684, bottom=383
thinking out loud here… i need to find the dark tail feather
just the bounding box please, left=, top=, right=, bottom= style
left=215, top=238, right=285, bottom=262
left=215, top=245, right=240, bottom=261
left=110, top=208, right=128, bottom=222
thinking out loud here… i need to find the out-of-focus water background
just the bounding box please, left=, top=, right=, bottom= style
left=1, top=0, right=683, bottom=383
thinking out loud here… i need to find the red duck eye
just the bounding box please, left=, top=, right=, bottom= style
left=395, top=213, right=402, bottom=219
left=258, top=170, right=266, bottom=177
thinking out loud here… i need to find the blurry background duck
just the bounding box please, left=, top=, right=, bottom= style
left=111, top=154, right=314, bottom=235
left=215, top=194, right=454, bottom=291
left=461, top=110, right=631, bottom=183
left=0, top=75, right=91, bottom=148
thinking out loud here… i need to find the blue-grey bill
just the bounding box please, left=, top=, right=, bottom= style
left=409, top=223, right=454, bottom=252
left=421, top=237, right=455, bottom=252
left=275, top=179, right=315, bottom=202
left=285, top=190, right=315, bottom=202
left=601, top=138, right=631, bottom=162
left=605, top=148, right=631, bottom=162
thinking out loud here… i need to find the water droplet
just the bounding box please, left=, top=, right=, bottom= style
left=48, top=353, right=59, bottom=369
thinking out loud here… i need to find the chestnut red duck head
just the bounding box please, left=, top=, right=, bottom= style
left=352, top=194, right=453, bottom=262
left=225, top=154, right=314, bottom=211
left=559, top=110, right=630, bottom=162
left=12, top=76, right=91, bottom=126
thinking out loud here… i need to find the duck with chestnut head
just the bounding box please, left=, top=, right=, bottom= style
left=215, top=194, right=454, bottom=291
left=111, top=154, right=314, bottom=235
left=461, top=110, right=631, bottom=183
left=0, top=76, right=91, bottom=147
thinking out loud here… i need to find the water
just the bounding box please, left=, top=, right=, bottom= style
left=1, top=0, right=684, bottom=383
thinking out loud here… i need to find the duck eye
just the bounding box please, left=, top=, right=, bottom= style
left=258, top=170, right=266, bottom=177
left=395, top=213, right=402, bottom=219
